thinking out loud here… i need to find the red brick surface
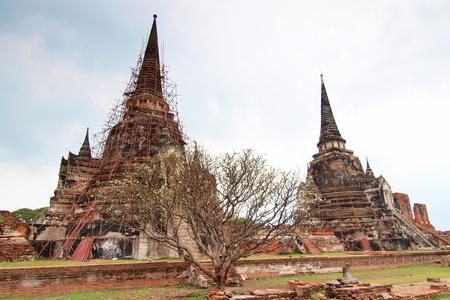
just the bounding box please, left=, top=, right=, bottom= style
left=326, top=283, right=392, bottom=300
left=0, top=261, right=188, bottom=296
left=392, top=278, right=450, bottom=299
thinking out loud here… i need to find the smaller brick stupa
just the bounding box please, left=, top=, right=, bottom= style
left=302, top=75, right=435, bottom=251
left=305, top=75, right=382, bottom=250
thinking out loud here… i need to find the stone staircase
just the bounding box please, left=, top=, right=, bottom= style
left=296, top=231, right=323, bottom=255
left=392, top=210, right=438, bottom=249
left=429, top=230, right=450, bottom=246
left=177, top=223, right=203, bottom=260
left=414, top=222, right=450, bottom=246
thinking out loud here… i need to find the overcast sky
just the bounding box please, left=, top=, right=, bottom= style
left=1, top=1, right=449, bottom=230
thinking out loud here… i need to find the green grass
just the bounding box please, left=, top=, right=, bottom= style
left=351, top=264, right=450, bottom=285
left=432, top=295, right=450, bottom=300
left=0, top=284, right=204, bottom=300
left=0, top=288, right=153, bottom=300
left=0, top=257, right=184, bottom=268
left=0, top=258, right=141, bottom=268
left=250, top=263, right=450, bottom=286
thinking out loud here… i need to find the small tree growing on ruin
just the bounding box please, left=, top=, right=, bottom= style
left=100, top=145, right=318, bottom=290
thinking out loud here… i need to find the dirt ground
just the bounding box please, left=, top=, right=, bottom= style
left=121, top=281, right=290, bottom=300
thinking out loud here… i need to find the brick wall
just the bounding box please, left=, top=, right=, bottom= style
left=325, top=283, right=392, bottom=300
left=414, top=203, right=431, bottom=225
left=392, top=193, right=413, bottom=221
left=0, top=260, right=188, bottom=296
left=0, top=251, right=448, bottom=296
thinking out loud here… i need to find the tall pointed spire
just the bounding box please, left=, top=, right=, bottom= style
left=317, top=75, right=346, bottom=152
left=366, top=157, right=372, bottom=171
left=102, top=15, right=184, bottom=160
left=135, top=14, right=163, bottom=98
left=365, top=157, right=375, bottom=180
left=124, top=14, right=169, bottom=119
left=78, top=128, right=92, bottom=159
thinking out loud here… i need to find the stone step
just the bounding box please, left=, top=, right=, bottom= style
left=296, top=232, right=323, bottom=255
left=177, top=225, right=203, bottom=260
left=392, top=210, right=438, bottom=249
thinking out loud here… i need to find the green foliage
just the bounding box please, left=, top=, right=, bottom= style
left=11, top=207, right=48, bottom=223
left=0, top=258, right=146, bottom=268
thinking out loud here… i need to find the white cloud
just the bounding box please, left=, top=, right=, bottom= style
left=208, top=98, right=220, bottom=117
left=0, top=163, right=56, bottom=212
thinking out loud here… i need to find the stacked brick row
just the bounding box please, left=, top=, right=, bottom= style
left=0, top=240, right=35, bottom=261
left=0, top=210, right=35, bottom=261
left=208, top=282, right=392, bottom=300
left=392, top=278, right=450, bottom=300
left=325, top=283, right=392, bottom=300
left=208, top=281, right=325, bottom=300
left=0, top=261, right=188, bottom=296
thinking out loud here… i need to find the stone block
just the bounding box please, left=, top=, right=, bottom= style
left=196, top=274, right=208, bottom=288
left=380, top=292, right=393, bottom=300
left=441, top=255, right=450, bottom=267
left=229, top=296, right=260, bottom=300
left=210, top=295, right=229, bottom=300
left=430, top=284, right=448, bottom=290
left=251, top=289, right=296, bottom=297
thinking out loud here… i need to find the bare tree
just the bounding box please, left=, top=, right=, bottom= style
left=100, top=145, right=318, bottom=290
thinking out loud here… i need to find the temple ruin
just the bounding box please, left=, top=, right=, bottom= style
left=32, top=15, right=200, bottom=260
left=0, top=211, right=35, bottom=261
left=28, top=16, right=448, bottom=261
left=301, top=75, right=449, bottom=251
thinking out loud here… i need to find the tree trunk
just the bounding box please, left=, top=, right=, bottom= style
left=214, top=261, right=231, bottom=290
left=216, top=274, right=225, bottom=291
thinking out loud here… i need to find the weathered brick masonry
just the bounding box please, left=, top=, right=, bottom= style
left=0, top=260, right=188, bottom=296
left=0, top=251, right=448, bottom=296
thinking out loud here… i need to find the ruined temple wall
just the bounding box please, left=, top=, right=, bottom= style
left=0, top=211, right=35, bottom=261
left=0, top=260, right=189, bottom=296
left=310, top=149, right=367, bottom=190
left=414, top=203, right=431, bottom=225
left=39, top=153, right=99, bottom=222
left=371, top=177, right=394, bottom=210
left=392, top=193, right=413, bottom=221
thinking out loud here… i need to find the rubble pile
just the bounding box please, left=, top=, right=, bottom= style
left=0, top=210, right=35, bottom=261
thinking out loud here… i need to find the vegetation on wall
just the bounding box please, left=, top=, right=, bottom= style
left=12, top=207, right=48, bottom=223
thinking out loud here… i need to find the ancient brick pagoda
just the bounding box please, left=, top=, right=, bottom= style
left=31, top=17, right=449, bottom=260
left=302, top=75, right=444, bottom=251
left=32, top=15, right=199, bottom=260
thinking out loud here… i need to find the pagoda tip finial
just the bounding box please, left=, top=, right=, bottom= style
left=153, top=14, right=157, bottom=19
left=366, top=157, right=372, bottom=169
